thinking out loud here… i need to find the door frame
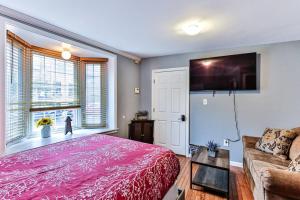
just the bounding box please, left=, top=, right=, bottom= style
left=151, top=67, right=189, bottom=157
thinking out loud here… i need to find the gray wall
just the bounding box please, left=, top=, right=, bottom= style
left=140, top=41, right=300, bottom=162
left=117, top=55, right=140, bottom=138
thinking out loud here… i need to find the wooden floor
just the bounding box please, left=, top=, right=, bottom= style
left=176, top=156, right=253, bottom=200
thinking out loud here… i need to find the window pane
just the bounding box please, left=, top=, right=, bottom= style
left=31, top=53, right=79, bottom=109
left=83, top=64, right=102, bottom=126
left=32, top=109, right=79, bottom=134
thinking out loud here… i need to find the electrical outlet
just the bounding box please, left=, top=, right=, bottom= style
left=224, top=139, right=229, bottom=147
left=203, top=98, right=208, bottom=105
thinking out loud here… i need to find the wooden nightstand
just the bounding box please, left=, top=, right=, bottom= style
left=128, top=120, right=154, bottom=144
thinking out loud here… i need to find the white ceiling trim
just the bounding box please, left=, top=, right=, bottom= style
left=0, top=5, right=141, bottom=62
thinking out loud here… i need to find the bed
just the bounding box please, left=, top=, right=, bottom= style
left=0, top=134, right=180, bottom=199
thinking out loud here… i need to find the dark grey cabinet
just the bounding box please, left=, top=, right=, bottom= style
left=128, top=120, right=154, bottom=144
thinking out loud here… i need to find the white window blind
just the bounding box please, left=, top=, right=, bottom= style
left=82, top=63, right=107, bottom=128
left=30, top=53, right=80, bottom=112
left=5, top=39, right=28, bottom=144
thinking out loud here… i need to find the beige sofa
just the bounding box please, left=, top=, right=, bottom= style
left=243, top=131, right=300, bottom=200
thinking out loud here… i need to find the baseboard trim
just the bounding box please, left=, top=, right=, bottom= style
left=230, top=161, right=243, bottom=168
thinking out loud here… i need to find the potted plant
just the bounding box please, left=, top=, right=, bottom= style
left=206, top=140, right=220, bottom=158
left=36, top=117, right=54, bottom=138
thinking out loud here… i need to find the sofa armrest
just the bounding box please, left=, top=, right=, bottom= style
left=260, top=168, right=300, bottom=199
left=242, top=135, right=260, bottom=149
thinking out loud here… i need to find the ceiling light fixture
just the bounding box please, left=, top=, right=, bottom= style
left=61, top=50, right=71, bottom=60
left=184, top=24, right=201, bottom=36
left=176, top=19, right=210, bottom=36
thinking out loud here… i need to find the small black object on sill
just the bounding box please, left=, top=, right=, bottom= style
left=65, top=116, right=73, bottom=135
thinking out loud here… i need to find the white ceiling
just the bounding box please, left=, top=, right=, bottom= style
left=7, top=25, right=105, bottom=58
left=1, top=0, right=300, bottom=58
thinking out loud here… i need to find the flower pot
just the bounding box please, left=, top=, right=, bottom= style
left=208, top=150, right=217, bottom=158
left=41, top=125, right=51, bottom=138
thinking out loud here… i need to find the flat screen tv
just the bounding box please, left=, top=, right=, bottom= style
left=190, top=53, right=257, bottom=91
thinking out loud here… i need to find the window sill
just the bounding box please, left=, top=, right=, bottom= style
left=4, top=128, right=118, bottom=156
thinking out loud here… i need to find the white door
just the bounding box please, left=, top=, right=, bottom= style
left=152, top=68, right=189, bottom=155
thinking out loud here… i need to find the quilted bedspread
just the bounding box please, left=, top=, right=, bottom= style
left=0, top=134, right=180, bottom=200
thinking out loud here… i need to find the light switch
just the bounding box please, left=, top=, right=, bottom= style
left=134, top=88, right=140, bottom=94
left=203, top=98, right=208, bottom=105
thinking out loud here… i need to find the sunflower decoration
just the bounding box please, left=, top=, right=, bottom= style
left=36, top=117, right=54, bottom=128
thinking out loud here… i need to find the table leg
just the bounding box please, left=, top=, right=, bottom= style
left=190, top=162, right=192, bottom=189
left=227, top=169, right=230, bottom=199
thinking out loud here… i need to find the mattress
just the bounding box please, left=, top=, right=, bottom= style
left=0, top=134, right=180, bottom=200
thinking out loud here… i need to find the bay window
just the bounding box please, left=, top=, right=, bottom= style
left=5, top=31, right=109, bottom=144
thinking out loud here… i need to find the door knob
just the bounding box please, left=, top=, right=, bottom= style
left=179, top=115, right=186, bottom=122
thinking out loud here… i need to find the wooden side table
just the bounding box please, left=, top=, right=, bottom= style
left=190, top=146, right=230, bottom=199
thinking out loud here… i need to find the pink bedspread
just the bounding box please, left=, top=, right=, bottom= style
left=0, top=134, right=180, bottom=200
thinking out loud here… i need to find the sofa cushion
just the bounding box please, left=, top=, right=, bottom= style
left=289, top=134, right=300, bottom=160
left=291, top=127, right=300, bottom=135
left=260, top=167, right=300, bottom=200
left=288, top=154, right=300, bottom=172
left=251, top=160, right=288, bottom=181
left=256, top=128, right=297, bottom=159
left=244, top=147, right=290, bottom=167
left=246, top=158, right=287, bottom=199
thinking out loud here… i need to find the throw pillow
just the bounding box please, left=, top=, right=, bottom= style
left=256, top=128, right=297, bottom=159
left=289, top=134, right=300, bottom=160
left=288, top=154, right=300, bottom=172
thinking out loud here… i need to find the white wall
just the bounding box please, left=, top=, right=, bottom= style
left=140, top=40, right=300, bottom=162
left=0, top=17, right=6, bottom=154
